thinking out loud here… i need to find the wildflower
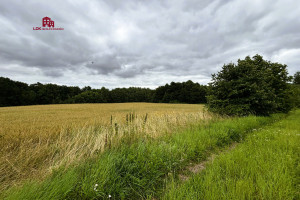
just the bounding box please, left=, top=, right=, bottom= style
left=94, top=184, right=98, bottom=191
left=108, top=194, right=112, bottom=198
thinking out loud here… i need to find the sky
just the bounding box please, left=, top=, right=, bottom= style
left=0, top=0, right=299, bottom=89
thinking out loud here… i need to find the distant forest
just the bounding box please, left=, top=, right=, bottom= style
left=0, top=77, right=208, bottom=107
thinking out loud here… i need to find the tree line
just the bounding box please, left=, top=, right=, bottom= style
left=1, top=54, right=299, bottom=115
left=0, top=78, right=208, bottom=107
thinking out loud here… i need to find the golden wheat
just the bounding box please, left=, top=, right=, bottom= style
left=0, top=103, right=213, bottom=191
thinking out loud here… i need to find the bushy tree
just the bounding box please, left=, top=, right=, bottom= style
left=290, top=84, right=300, bottom=108
left=291, top=72, right=300, bottom=108
left=152, top=80, right=207, bottom=103
left=293, top=71, right=300, bottom=84
left=72, top=90, right=106, bottom=103
left=0, top=77, right=35, bottom=106
left=207, top=55, right=293, bottom=116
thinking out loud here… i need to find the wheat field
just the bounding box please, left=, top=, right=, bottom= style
left=0, top=103, right=211, bottom=191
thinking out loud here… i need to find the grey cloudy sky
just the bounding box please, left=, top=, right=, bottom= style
left=0, top=0, right=299, bottom=89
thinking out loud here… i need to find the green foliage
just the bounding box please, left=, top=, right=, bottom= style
left=110, top=87, right=154, bottom=103
left=290, top=84, right=300, bottom=108
left=152, top=80, right=207, bottom=103
left=207, top=55, right=293, bottom=116
left=163, top=110, right=300, bottom=200
left=0, top=77, right=207, bottom=107
left=291, top=72, right=300, bottom=108
left=72, top=87, right=111, bottom=103
left=293, top=71, right=300, bottom=84
left=0, top=77, right=36, bottom=106
left=30, top=83, right=81, bottom=104
left=2, top=113, right=284, bottom=199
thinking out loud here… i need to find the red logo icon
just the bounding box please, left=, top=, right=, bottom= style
left=33, top=17, right=64, bottom=31
left=42, top=17, right=54, bottom=27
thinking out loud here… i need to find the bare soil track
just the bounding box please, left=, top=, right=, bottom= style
left=179, top=142, right=238, bottom=181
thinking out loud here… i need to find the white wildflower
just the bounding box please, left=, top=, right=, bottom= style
left=94, top=184, right=98, bottom=191
left=108, top=194, right=112, bottom=198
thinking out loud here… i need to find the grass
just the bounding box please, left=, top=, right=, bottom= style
left=0, top=103, right=210, bottom=192
left=163, top=110, right=300, bottom=200
left=2, top=110, right=285, bottom=199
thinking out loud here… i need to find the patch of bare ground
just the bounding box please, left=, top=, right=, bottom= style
left=179, top=142, right=238, bottom=182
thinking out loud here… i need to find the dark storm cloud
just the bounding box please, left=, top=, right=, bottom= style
left=0, top=0, right=299, bottom=88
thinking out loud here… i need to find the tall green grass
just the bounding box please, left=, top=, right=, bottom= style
left=2, top=114, right=285, bottom=199
left=163, top=110, right=300, bottom=200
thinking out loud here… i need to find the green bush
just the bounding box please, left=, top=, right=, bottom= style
left=290, top=84, right=300, bottom=108
left=207, top=55, right=293, bottom=116
left=293, top=71, right=300, bottom=84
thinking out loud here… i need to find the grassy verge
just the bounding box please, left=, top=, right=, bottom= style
left=2, top=113, right=285, bottom=199
left=163, top=110, right=300, bottom=200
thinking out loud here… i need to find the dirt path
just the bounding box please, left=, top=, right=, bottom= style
left=178, top=142, right=238, bottom=182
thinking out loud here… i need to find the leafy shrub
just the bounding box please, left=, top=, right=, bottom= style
left=293, top=71, right=300, bottom=84
left=207, top=55, right=293, bottom=116
left=290, top=84, right=300, bottom=108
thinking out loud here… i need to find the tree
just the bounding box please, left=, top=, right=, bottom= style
left=293, top=71, right=300, bottom=84
left=152, top=86, right=166, bottom=103
left=0, top=77, right=34, bottom=106
left=72, top=90, right=106, bottom=103
left=82, top=86, right=92, bottom=92
left=1, top=76, right=205, bottom=106
left=152, top=81, right=207, bottom=104
left=291, top=72, right=300, bottom=108
left=207, top=55, right=293, bottom=116
left=290, top=84, right=300, bottom=108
